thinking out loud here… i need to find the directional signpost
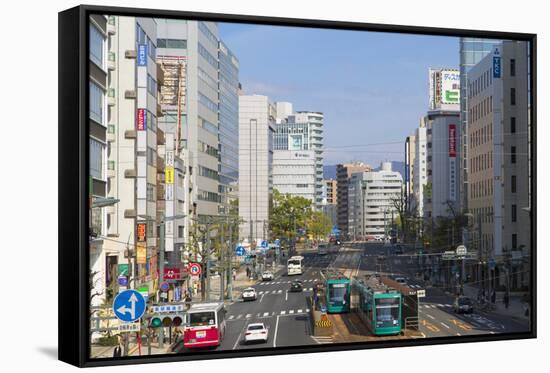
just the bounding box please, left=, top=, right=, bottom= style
left=235, top=245, right=245, bottom=256
left=113, top=289, right=146, bottom=323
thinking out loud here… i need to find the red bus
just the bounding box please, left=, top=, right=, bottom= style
left=183, top=302, right=226, bottom=349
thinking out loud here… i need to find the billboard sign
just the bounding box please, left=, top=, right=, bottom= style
left=136, top=243, right=147, bottom=264
left=493, top=48, right=501, bottom=78
left=165, top=166, right=174, bottom=184
left=441, top=70, right=460, bottom=104
left=137, top=223, right=146, bottom=242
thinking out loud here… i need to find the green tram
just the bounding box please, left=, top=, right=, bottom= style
left=320, top=270, right=351, bottom=313
left=352, top=275, right=402, bottom=336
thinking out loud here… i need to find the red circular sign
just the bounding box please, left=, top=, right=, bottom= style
left=189, top=263, right=201, bottom=276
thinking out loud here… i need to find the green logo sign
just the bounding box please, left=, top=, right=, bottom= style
left=445, top=90, right=459, bottom=103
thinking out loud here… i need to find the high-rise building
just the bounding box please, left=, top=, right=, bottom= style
left=467, top=41, right=529, bottom=290
left=103, top=16, right=161, bottom=299
left=336, top=162, right=372, bottom=237
left=272, top=150, right=316, bottom=203
left=88, top=14, right=109, bottom=307
left=324, top=179, right=337, bottom=205
left=459, top=38, right=501, bottom=213
left=238, top=95, right=276, bottom=241
left=348, top=162, right=403, bottom=240
left=413, top=119, right=428, bottom=218
left=273, top=111, right=324, bottom=209
left=404, top=135, right=416, bottom=213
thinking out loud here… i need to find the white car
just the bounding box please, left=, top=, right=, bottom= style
left=242, top=287, right=257, bottom=301
left=394, top=277, right=407, bottom=285
left=244, top=323, right=269, bottom=343
left=262, top=271, right=274, bottom=281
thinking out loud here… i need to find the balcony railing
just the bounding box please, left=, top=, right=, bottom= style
left=107, top=16, right=116, bottom=34
left=107, top=88, right=115, bottom=106
left=107, top=52, right=116, bottom=70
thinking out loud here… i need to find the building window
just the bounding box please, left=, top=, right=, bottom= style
left=178, top=225, right=184, bottom=238
left=512, top=234, right=518, bottom=249
left=511, top=204, right=517, bottom=222
left=89, top=82, right=104, bottom=124
left=511, top=87, right=516, bottom=105
left=146, top=183, right=156, bottom=202
left=157, top=38, right=187, bottom=49
left=89, top=24, right=104, bottom=68
left=511, top=146, right=517, bottom=164
left=510, top=59, right=516, bottom=77
left=511, top=117, right=516, bottom=133
left=147, top=147, right=157, bottom=167
left=90, top=139, right=104, bottom=179
left=511, top=175, right=517, bottom=193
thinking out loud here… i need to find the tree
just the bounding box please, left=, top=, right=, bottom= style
left=269, top=189, right=313, bottom=245
left=307, top=211, right=332, bottom=241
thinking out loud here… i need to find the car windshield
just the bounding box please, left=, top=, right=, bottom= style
left=248, top=325, right=264, bottom=331
left=288, top=260, right=300, bottom=266
left=189, top=311, right=216, bottom=327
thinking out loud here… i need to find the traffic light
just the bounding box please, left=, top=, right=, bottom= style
left=149, top=314, right=184, bottom=328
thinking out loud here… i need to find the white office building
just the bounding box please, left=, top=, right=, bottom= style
left=413, top=119, right=428, bottom=218
left=272, top=150, right=316, bottom=202
left=348, top=162, right=403, bottom=240
left=238, top=95, right=276, bottom=240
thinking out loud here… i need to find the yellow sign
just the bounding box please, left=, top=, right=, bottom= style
left=136, top=243, right=147, bottom=264
left=165, top=166, right=174, bottom=184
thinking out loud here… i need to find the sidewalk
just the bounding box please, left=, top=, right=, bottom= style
left=462, top=285, right=530, bottom=325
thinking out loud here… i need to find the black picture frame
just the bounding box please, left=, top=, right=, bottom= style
left=59, top=4, right=537, bottom=368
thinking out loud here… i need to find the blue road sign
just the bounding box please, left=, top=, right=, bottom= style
left=235, top=246, right=245, bottom=256
left=489, top=258, right=496, bottom=270
left=117, top=275, right=128, bottom=287
left=274, top=239, right=281, bottom=248
left=113, top=289, right=146, bottom=323
left=160, top=282, right=170, bottom=292
left=261, top=240, right=268, bottom=248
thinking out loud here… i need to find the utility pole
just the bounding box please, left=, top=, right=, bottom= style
left=219, top=219, right=225, bottom=302
left=205, top=218, right=211, bottom=302
left=227, top=216, right=233, bottom=301
left=158, top=221, right=165, bottom=349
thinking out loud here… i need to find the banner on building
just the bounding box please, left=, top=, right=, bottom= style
left=493, top=47, right=501, bottom=78
left=137, top=223, right=146, bottom=242
left=449, top=124, right=457, bottom=201
left=165, top=184, right=174, bottom=201
left=441, top=69, right=460, bottom=104
left=165, top=150, right=174, bottom=166
left=136, top=243, right=147, bottom=264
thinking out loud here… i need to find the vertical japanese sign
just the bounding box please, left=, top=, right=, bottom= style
left=137, top=223, right=146, bottom=242
left=137, top=44, right=148, bottom=66
left=136, top=243, right=147, bottom=264
left=136, top=108, right=147, bottom=131
left=493, top=47, right=501, bottom=78
left=165, top=150, right=174, bottom=201
left=448, top=124, right=457, bottom=201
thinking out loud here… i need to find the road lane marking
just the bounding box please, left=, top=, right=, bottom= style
left=285, top=290, right=288, bottom=301
left=298, top=309, right=303, bottom=313
left=245, top=314, right=251, bottom=319
left=277, top=289, right=282, bottom=293
left=228, top=315, right=235, bottom=320
left=273, top=315, right=280, bottom=348
left=280, top=310, right=286, bottom=315
left=289, top=310, right=295, bottom=314
left=438, top=304, right=444, bottom=307
left=457, top=333, right=462, bottom=336
left=440, top=322, right=450, bottom=329
left=426, top=314, right=436, bottom=320
left=236, top=314, right=242, bottom=319
left=263, top=312, right=269, bottom=317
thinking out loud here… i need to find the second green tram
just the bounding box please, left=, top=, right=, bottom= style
left=320, top=270, right=351, bottom=313
left=353, top=276, right=402, bottom=336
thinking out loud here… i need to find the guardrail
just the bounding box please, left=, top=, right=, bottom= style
left=404, top=316, right=419, bottom=330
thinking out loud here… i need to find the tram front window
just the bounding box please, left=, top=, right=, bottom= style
left=329, top=284, right=348, bottom=305
left=375, top=297, right=400, bottom=328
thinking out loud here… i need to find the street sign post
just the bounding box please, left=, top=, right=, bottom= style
left=235, top=245, right=245, bottom=256
left=160, top=282, right=170, bottom=292
left=417, top=289, right=426, bottom=298
left=189, top=263, right=201, bottom=276
left=113, top=289, right=146, bottom=323
left=456, top=245, right=467, bottom=257
left=117, top=321, right=140, bottom=333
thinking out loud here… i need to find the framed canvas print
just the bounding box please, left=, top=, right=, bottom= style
left=58, top=4, right=536, bottom=367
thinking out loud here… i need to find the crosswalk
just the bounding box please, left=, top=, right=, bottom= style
left=257, top=288, right=313, bottom=294
left=227, top=309, right=311, bottom=320
left=419, top=303, right=453, bottom=309
left=311, top=336, right=334, bottom=344
left=257, top=279, right=318, bottom=285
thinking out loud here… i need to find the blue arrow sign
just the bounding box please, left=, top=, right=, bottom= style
left=235, top=246, right=245, bottom=256
left=274, top=239, right=281, bottom=248
left=113, top=289, right=146, bottom=323
left=261, top=240, right=268, bottom=248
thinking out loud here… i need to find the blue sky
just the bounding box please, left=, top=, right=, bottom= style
left=219, top=23, right=459, bottom=166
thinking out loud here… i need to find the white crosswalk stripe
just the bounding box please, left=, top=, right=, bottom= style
left=289, top=310, right=294, bottom=314
left=245, top=314, right=251, bottom=318
left=280, top=310, right=286, bottom=315
left=236, top=314, right=242, bottom=319
left=228, top=315, right=235, bottom=320
left=298, top=309, right=303, bottom=313
left=259, top=291, right=264, bottom=295
left=277, top=289, right=283, bottom=293
left=263, top=312, right=269, bottom=317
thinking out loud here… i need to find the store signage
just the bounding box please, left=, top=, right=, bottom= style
left=137, top=108, right=147, bottom=131
left=137, top=223, right=146, bottom=242
left=493, top=48, right=501, bottom=78
left=137, top=44, right=147, bottom=66
left=136, top=243, right=147, bottom=264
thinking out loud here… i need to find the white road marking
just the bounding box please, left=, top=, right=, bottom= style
left=489, top=331, right=496, bottom=334
left=289, top=310, right=294, bottom=314
left=245, top=314, right=251, bottom=319
left=456, top=333, right=462, bottom=336
left=298, top=309, right=303, bottom=313
left=277, top=289, right=282, bottom=294
left=280, top=310, right=286, bottom=315
left=285, top=290, right=288, bottom=301
left=263, top=312, right=269, bottom=317
left=228, top=315, right=235, bottom=320
left=273, top=315, right=280, bottom=347
left=426, top=314, right=436, bottom=320
left=260, top=293, right=265, bottom=303
left=438, top=304, right=444, bottom=307
left=440, top=322, right=450, bottom=329
left=236, top=314, right=242, bottom=319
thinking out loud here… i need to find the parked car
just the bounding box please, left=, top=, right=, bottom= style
left=261, top=271, right=274, bottom=281
left=394, top=276, right=407, bottom=285
left=393, top=246, right=404, bottom=255
left=289, top=280, right=303, bottom=292
left=242, top=287, right=257, bottom=301
left=454, top=296, right=474, bottom=313
left=244, top=323, right=269, bottom=343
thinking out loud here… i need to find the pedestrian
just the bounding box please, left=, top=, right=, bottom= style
left=504, top=293, right=510, bottom=309
left=113, top=344, right=122, bottom=358
left=491, top=289, right=496, bottom=304
left=232, top=268, right=237, bottom=281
